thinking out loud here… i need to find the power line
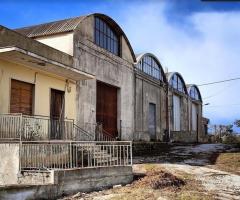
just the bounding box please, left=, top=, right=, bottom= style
left=205, top=104, right=240, bottom=108
left=198, top=77, right=240, bottom=87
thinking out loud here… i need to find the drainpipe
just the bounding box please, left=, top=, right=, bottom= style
left=165, top=81, right=170, bottom=142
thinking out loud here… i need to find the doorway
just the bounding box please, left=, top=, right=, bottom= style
left=148, top=103, right=156, bottom=140
left=96, top=81, right=118, bottom=138
left=50, top=89, right=65, bottom=139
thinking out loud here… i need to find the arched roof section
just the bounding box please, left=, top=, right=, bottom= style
left=135, top=53, right=167, bottom=83
left=15, top=13, right=136, bottom=62
left=91, top=13, right=136, bottom=62
left=187, top=84, right=202, bottom=102
left=166, top=72, right=188, bottom=94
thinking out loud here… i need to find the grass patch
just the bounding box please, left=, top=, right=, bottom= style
left=212, top=152, right=240, bottom=175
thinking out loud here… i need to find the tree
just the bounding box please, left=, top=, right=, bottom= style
left=234, top=120, right=240, bottom=128
left=226, top=125, right=233, bottom=134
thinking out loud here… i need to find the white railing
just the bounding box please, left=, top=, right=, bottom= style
left=20, top=141, right=132, bottom=170
left=0, top=114, right=93, bottom=141
left=0, top=113, right=22, bottom=140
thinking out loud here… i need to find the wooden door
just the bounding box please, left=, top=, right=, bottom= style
left=10, top=79, right=34, bottom=115
left=50, top=89, right=65, bottom=139
left=148, top=103, right=156, bottom=140
left=96, top=81, right=118, bottom=137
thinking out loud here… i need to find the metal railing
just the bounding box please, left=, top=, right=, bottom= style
left=0, top=113, right=22, bottom=140
left=0, top=114, right=92, bottom=141
left=74, top=124, right=94, bottom=141
left=20, top=141, right=132, bottom=170
left=95, top=123, right=116, bottom=141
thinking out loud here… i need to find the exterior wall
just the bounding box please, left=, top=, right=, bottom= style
left=0, top=59, right=76, bottom=120
left=0, top=143, right=19, bottom=186
left=0, top=166, right=133, bottom=200
left=134, top=72, right=167, bottom=141
left=36, top=33, right=74, bottom=56
left=73, top=15, right=134, bottom=140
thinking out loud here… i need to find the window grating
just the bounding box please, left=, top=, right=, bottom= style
left=190, top=87, right=200, bottom=101
left=137, top=55, right=163, bottom=81
left=94, top=17, right=119, bottom=56
left=170, top=74, right=185, bottom=93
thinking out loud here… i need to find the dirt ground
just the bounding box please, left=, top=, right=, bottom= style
left=60, top=143, right=240, bottom=200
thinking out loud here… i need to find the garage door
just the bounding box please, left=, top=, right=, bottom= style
left=96, top=81, right=118, bottom=137
left=10, top=79, right=34, bottom=115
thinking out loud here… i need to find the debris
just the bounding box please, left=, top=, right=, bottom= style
left=133, top=170, right=185, bottom=189
left=113, top=184, right=122, bottom=188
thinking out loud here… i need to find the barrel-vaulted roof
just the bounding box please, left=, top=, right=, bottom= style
left=15, top=13, right=136, bottom=61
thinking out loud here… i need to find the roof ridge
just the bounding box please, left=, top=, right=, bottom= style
left=14, top=15, right=84, bottom=31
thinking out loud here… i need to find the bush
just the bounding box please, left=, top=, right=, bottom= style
left=221, top=134, right=239, bottom=144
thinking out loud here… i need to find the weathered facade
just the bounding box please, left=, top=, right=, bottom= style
left=11, top=13, right=205, bottom=142
left=15, top=14, right=136, bottom=140
left=0, top=12, right=209, bottom=198
left=134, top=53, right=167, bottom=141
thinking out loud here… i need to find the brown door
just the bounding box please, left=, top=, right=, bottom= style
left=10, top=79, right=34, bottom=115
left=96, top=81, right=118, bottom=137
left=50, top=89, right=65, bottom=139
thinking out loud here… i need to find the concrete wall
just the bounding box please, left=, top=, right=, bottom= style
left=72, top=15, right=135, bottom=140
left=0, top=143, right=19, bottom=186
left=134, top=72, right=167, bottom=141
left=0, top=166, right=133, bottom=200
left=36, top=33, right=74, bottom=56
left=0, top=59, right=76, bottom=120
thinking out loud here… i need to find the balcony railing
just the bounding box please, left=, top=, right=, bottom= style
left=20, top=141, right=132, bottom=170
left=0, top=114, right=94, bottom=141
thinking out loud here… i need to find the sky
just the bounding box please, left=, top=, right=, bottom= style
left=1, top=0, right=240, bottom=131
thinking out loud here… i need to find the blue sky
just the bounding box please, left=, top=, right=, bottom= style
left=1, top=0, right=240, bottom=131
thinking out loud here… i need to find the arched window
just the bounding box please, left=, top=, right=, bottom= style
left=189, top=86, right=201, bottom=101
left=169, top=74, right=186, bottom=93
left=137, top=55, right=163, bottom=81
left=94, top=17, right=119, bottom=56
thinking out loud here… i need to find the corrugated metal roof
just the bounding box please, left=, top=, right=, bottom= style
left=15, top=16, right=85, bottom=38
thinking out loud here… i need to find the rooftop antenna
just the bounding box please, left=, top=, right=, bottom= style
left=165, top=67, right=169, bottom=73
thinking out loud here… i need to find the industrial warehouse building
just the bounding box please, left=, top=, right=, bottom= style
left=0, top=13, right=207, bottom=198
left=0, top=13, right=206, bottom=143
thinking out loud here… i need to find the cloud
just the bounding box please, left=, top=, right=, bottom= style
left=118, top=2, right=240, bottom=126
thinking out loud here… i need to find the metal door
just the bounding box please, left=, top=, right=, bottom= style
left=192, top=103, right=197, bottom=131
left=148, top=103, right=156, bottom=140
left=173, top=95, right=181, bottom=131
